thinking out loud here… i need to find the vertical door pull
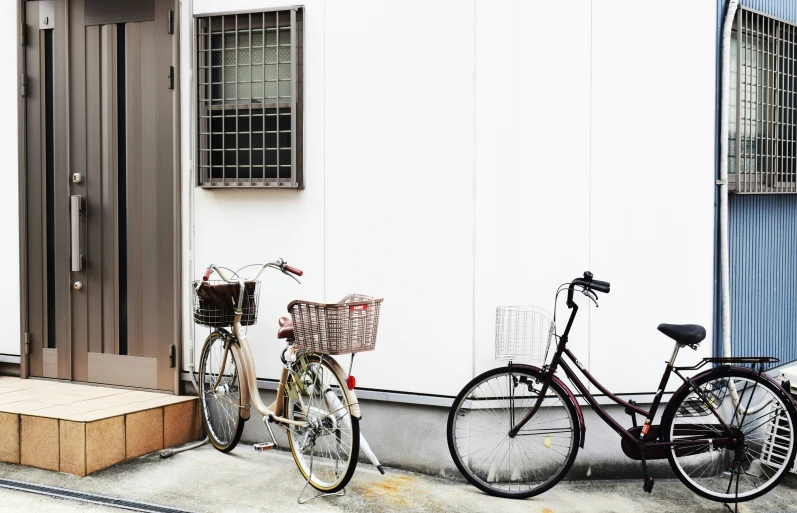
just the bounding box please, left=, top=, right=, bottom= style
left=70, top=195, right=83, bottom=271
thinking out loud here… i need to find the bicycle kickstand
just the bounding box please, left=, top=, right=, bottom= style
left=638, top=441, right=654, bottom=494
left=297, top=442, right=346, bottom=504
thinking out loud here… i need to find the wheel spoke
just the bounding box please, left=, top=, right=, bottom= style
left=199, top=336, right=242, bottom=450
left=286, top=356, right=358, bottom=492
left=668, top=373, right=795, bottom=502
left=449, top=369, right=577, bottom=496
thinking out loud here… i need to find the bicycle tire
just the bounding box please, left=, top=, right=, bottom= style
left=198, top=332, right=245, bottom=453
left=447, top=365, right=580, bottom=499
left=285, top=354, right=360, bottom=493
left=661, top=365, right=797, bottom=503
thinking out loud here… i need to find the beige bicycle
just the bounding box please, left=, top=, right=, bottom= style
left=193, top=259, right=384, bottom=502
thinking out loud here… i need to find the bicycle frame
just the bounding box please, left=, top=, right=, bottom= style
left=211, top=314, right=362, bottom=427
left=203, top=262, right=362, bottom=428
left=508, top=300, right=735, bottom=450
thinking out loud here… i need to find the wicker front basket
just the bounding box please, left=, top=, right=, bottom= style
left=289, top=294, right=383, bottom=355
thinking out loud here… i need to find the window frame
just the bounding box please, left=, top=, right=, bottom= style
left=194, top=6, right=304, bottom=188
left=730, top=7, right=797, bottom=194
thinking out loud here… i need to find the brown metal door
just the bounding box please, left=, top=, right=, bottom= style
left=22, top=0, right=180, bottom=392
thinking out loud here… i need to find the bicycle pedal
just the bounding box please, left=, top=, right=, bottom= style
left=643, top=477, right=654, bottom=493
left=254, top=442, right=276, bottom=452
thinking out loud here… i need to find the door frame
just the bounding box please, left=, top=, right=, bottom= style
left=16, top=0, right=183, bottom=394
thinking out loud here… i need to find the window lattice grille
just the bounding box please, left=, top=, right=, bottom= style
left=730, top=8, right=797, bottom=193
left=196, top=9, right=303, bottom=187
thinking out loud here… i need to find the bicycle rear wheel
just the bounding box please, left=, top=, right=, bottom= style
left=447, top=366, right=580, bottom=499
left=285, top=354, right=360, bottom=493
left=198, top=332, right=245, bottom=452
left=662, top=366, right=797, bottom=503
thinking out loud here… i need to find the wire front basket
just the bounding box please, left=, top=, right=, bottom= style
left=495, top=306, right=556, bottom=363
left=192, top=280, right=261, bottom=329
left=289, top=294, right=383, bottom=355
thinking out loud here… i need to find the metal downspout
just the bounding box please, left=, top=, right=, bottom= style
left=719, top=0, right=767, bottom=416
left=719, top=0, right=739, bottom=363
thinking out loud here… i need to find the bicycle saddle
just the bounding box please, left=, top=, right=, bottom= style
left=277, top=316, right=294, bottom=339
left=657, top=323, right=705, bottom=346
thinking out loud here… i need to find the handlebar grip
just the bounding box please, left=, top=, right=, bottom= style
left=591, top=281, right=610, bottom=293
left=202, top=268, right=213, bottom=281
left=284, top=265, right=303, bottom=277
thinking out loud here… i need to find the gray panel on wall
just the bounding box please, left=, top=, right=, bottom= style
left=85, top=0, right=154, bottom=26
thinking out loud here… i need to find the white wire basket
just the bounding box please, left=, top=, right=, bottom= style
left=495, top=306, right=556, bottom=363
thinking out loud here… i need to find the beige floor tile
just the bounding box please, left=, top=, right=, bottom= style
left=0, top=412, right=19, bottom=463
left=0, top=388, right=61, bottom=405
left=0, top=386, right=23, bottom=394
left=20, top=416, right=59, bottom=471
left=134, top=395, right=195, bottom=409
left=50, top=385, right=130, bottom=398
left=65, top=403, right=157, bottom=422
left=0, top=379, right=61, bottom=390
left=66, top=408, right=126, bottom=423
left=35, top=393, right=93, bottom=406
left=0, top=377, right=21, bottom=382
left=92, top=403, right=160, bottom=419
left=70, top=391, right=166, bottom=411
left=126, top=408, right=164, bottom=459
left=86, top=416, right=125, bottom=474
left=121, top=391, right=172, bottom=403
left=59, top=420, right=86, bottom=476
left=0, top=401, right=53, bottom=414
left=25, top=405, right=96, bottom=419
left=164, top=401, right=201, bottom=448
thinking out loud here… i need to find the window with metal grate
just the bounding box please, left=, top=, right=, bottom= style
left=729, top=7, right=797, bottom=194
left=196, top=8, right=303, bottom=188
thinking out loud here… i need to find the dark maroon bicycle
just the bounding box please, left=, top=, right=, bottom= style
left=447, top=272, right=797, bottom=504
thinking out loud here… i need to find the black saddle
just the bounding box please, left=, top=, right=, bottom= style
left=657, top=323, right=706, bottom=346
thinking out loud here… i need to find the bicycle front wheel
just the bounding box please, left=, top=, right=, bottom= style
left=662, top=366, right=797, bottom=503
left=198, top=332, right=245, bottom=452
left=285, top=354, right=360, bottom=493
left=447, top=366, right=580, bottom=499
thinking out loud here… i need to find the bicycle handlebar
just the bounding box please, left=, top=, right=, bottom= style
left=202, top=258, right=302, bottom=285
left=566, top=271, right=610, bottom=307
left=283, top=265, right=303, bottom=277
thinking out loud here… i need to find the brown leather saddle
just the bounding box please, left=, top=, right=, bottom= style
left=277, top=316, right=294, bottom=340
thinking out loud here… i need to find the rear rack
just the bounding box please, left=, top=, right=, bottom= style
left=675, top=356, right=780, bottom=371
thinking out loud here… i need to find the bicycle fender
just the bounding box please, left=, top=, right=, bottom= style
left=512, top=364, right=586, bottom=448
left=321, top=356, right=362, bottom=420
left=228, top=343, right=252, bottom=420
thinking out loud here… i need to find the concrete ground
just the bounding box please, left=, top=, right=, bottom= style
left=1, top=444, right=797, bottom=513
left=0, top=488, right=117, bottom=512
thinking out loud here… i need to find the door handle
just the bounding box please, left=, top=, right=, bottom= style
left=70, top=195, right=83, bottom=272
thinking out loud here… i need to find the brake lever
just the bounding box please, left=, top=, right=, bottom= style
left=282, top=269, right=301, bottom=284
left=582, top=288, right=599, bottom=307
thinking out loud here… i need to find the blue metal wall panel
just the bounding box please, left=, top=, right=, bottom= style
left=729, top=195, right=797, bottom=367
left=740, top=0, right=797, bottom=23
